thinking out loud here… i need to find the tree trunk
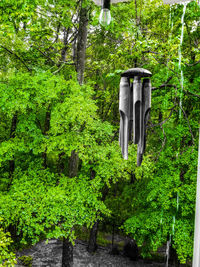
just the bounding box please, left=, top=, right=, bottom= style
left=57, top=152, right=65, bottom=174
left=8, top=113, right=17, bottom=189
left=62, top=152, right=79, bottom=266
left=68, top=150, right=79, bottom=178
left=111, top=223, right=115, bottom=250
left=62, top=238, right=73, bottom=267
left=87, top=220, right=99, bottom=253
left=87, top=186, right=108, bottom=253
left=43, top=105, right=51, bottom=168
left=76, top=4, right=88, bottom=85
left=87, top=167, right=99, bottom=253
left=60, top=27, right=68, bottom=65
left=62, top=2, right=88, bottom=265
left=61, top=151, right=79, bottom=266
left=61, top=152, right=78, bottom=266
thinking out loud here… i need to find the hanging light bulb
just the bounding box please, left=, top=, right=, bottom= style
left=99, top=8, right=111, bottom=26
left=93, top=0, right=131, bottom=26
left=99, top=0, right=112, bottom=26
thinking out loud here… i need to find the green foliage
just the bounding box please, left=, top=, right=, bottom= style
left=123, top=129, right=198, bottom=262
left=0, top=167, right=109, bottom=246
left=0, top=218, right=16, bottom=266
left=18, top=255, right=33, bottom=267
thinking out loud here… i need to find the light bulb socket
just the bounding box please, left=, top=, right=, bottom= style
left=101, top=0, right=110, bottom=9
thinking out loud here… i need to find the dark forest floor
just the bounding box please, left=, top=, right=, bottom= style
left=15, top=238, right=176, bottom=267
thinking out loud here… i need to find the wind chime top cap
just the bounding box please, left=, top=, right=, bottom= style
left=121, top=68, right=152, bottom=78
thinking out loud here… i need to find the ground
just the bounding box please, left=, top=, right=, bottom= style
left=16, top=238, right=173, bottom=267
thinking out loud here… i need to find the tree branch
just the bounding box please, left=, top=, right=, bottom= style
left=0, top=45, right=32, bottom=72
left=152, top=55, right=179, bottom=77
left=156, top=125, right=167, bottom=161
left=152, top=77, right=173, bottom=90
left=52, top=62, right=75, bottom=74
left=152, top=81, right=200, bottom=99
left=183, top=87, right=200, bottom=99
left=180, top=105, right=195, bottom=145
left=31, top=45, right=56, bottom=65
left=142, top=50, right=159, bottom=55
left=185, top=60, right=200, bottom=67
left=148, top=106, right=176, bottom=128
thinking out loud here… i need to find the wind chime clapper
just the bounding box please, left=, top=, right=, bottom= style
left=119, top=68, right=152, bottom=166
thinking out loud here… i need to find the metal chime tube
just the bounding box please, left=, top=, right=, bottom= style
left=119, top=77, right=130, bottom=160
left=133, top=76, right=142, bottom=145
left=142, top=78, right=151, bottom=152
left=129, top=83, right=133, bottom=142
left=137, top=78, right=151, bottom=166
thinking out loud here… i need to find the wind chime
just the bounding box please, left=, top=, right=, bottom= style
left=119, top=68, right=152, bottom=166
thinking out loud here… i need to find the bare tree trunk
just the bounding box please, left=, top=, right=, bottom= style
left=7, top=112, right=18, bottom=190
left=135, top=0, right=138, bottom=25
left=62, top=238, right=73, bottom=267
left=43, top=105, right=51, bottom=169
left=60, top=27, right=69, bottom=65
left=62, top=2, right=88, bottom=265
left=68, top=150, right=79, bottom=178
left=61, top=150, right=79, bottom=266
left=87, top=187, right=108, bottom=253
left=57, top=152, right=65, bottom=174
left=111, top=223, right=115, bottom=249
left=61, top=151, right=79, bottom=267
left=76, top=4, right=88, bottom=85
left=87, top=220, right=99, bottom=253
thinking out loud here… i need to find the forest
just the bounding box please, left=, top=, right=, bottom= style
left=0, top=0, right=199, bottom=266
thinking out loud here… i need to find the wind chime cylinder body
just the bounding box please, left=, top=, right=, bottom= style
left=137, top=78, right=151, bottom=166
left=119, top=77, right=130, bottom=160
left=133, top=76, right=142, bottom=145
left=119, top=68, right=152, bottom=166
left=129, top=83, right=133, bottom=142
left=138, top=79, right=151, bottom=154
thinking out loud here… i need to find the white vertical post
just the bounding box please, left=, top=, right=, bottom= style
left=193, top=128, right=200, bottom=267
